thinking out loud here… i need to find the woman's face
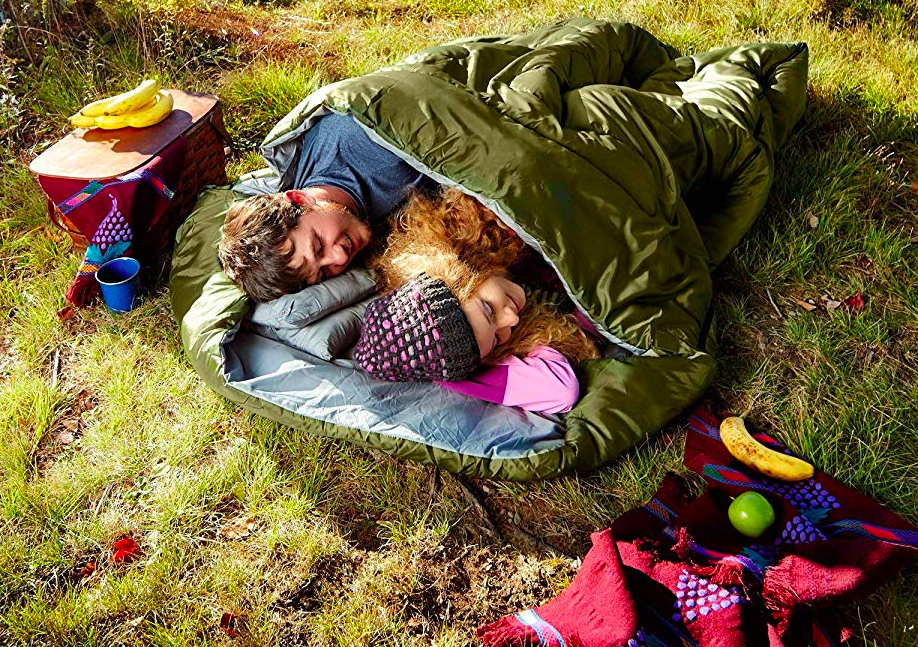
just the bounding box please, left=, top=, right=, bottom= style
left=460, top=275, right=527, bottom=358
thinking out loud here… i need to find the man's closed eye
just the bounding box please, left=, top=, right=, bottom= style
left=311, top=234, right=326, bottom=283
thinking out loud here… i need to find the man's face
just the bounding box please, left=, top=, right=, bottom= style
left=286, top=199, right=372, bottom=285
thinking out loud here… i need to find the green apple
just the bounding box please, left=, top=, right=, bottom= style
left=728, top=491, right=776, bottom=538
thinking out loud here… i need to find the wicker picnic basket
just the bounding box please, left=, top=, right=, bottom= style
left=31, top=90, right=231, bottom=269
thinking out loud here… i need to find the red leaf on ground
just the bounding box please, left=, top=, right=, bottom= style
left=78, top=561, right=96, bottom=578
left=843, top=291, right=865, bottom=312
left=220, top=612, right=241, bottom=637
left=111, top=536, right=141, bottom=563
left=56, top=306, right=75, bottom=321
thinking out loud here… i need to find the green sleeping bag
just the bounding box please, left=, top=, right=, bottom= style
left=170, top=18, right=808, bottom=480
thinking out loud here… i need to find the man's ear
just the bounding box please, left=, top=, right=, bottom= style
left=285, top=190, right=317, bottom=207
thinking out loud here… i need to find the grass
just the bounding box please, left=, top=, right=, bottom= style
left=1, top=0, right=917, bottom=644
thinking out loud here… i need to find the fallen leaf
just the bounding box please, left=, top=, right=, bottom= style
left=808, top=214, right=819, bottom=228
left=111, top=536, right=141, bottom=563
left=219, top=514, right=257, bottom=540
left=796, top=299, right=817, bottom=312
left=74, top=389, right=98, bottom=414
left=56, top=306, right=75, bottom=321
left=53, top=430, right=75, bottom=445
left=843, top=291, right=866, bottom=312
left=60, top=417, right=84, bottom=434
left=127, top=615, right=145, bottom=628
left=220, top=612, right=241, bottom=638
left=910, top=180, right=918, bottom=195
left=76, top=560, right=96, bottom=580
left=819, top=294, right=843, bottom=310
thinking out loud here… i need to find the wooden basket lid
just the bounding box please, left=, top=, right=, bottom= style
left=29, top=89, right=221, bottom=180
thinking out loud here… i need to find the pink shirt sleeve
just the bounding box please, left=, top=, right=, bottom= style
left=435, top=346, right=579, bottom=414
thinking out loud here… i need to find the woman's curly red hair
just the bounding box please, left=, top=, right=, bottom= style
left=373, top=187, right=600, bottom=365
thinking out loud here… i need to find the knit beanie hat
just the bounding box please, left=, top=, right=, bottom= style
left=353, top=273, right=480, bottom=382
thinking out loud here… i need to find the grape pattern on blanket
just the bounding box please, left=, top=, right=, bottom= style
left=91, top=195, right=133, bottom=252
left=673, top=570, right=744, bottom=623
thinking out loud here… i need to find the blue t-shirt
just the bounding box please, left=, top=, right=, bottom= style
left=292, top=112, right=432, bottom=226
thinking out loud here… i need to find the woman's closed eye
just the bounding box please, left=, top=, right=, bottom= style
left=482, top=300, right=499, bottom=349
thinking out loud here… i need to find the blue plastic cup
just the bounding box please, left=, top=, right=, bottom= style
left=96, top=257, right=141, bottom=313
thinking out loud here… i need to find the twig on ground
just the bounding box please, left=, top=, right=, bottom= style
left=502, top=521, right=573, bottom=559
left=50, top=348, right=60, bottom=390
left=451, top=474, right=572, bottom=557
left=765, top=289, right=783, bottom=318
left=93, top=483, right=114, bottom=517
left=427, top=467, right=441, bottom=507
left=452, top=474, right=502, bottom=541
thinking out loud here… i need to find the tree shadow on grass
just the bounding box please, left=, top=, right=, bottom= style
left=714, top=83, right=918, bottom=295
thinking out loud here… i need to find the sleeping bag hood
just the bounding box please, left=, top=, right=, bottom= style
left=170, top=18, right=808, bottom=480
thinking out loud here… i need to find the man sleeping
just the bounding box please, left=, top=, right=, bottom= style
left=218, top=111, right=435, bottom=302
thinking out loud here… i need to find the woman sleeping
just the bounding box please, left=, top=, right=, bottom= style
left=353, top=187, right=601, bottom=414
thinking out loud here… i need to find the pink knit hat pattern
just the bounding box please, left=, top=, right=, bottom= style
left=353, top=273, right=479, bottom=382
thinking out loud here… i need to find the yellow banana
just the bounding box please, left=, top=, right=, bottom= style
left=720, top=417, right=814, bottom=482
left=103, top=78, right=161, bottom=116
left=94, top=113, right=131, bottom=130
left=69, top=112, right=98, bottom=128
left=77, top=78, right=159, bottom=117
left=79, top=96, right=116, bottom=117
left=92, top=96, right=158, bottom=130
left=125, top=89, right=173, bottom=128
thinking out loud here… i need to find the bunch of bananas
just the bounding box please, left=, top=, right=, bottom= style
left=69, top=79, right=174, bottom=130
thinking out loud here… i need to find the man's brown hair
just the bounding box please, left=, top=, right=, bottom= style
left=218, top=193, right=308, bottom=302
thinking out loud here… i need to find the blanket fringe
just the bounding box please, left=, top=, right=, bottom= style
left=711, top=558, right=746, bottom=588
left=476, top=617, right=586, bottom=647
left=761, top=564, right=798, bottom=635
left=476, top=617, right=534, bottom=647
left=66, top=273, right=99, bottom=307
left=674, top=526, right=692, bottom=560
